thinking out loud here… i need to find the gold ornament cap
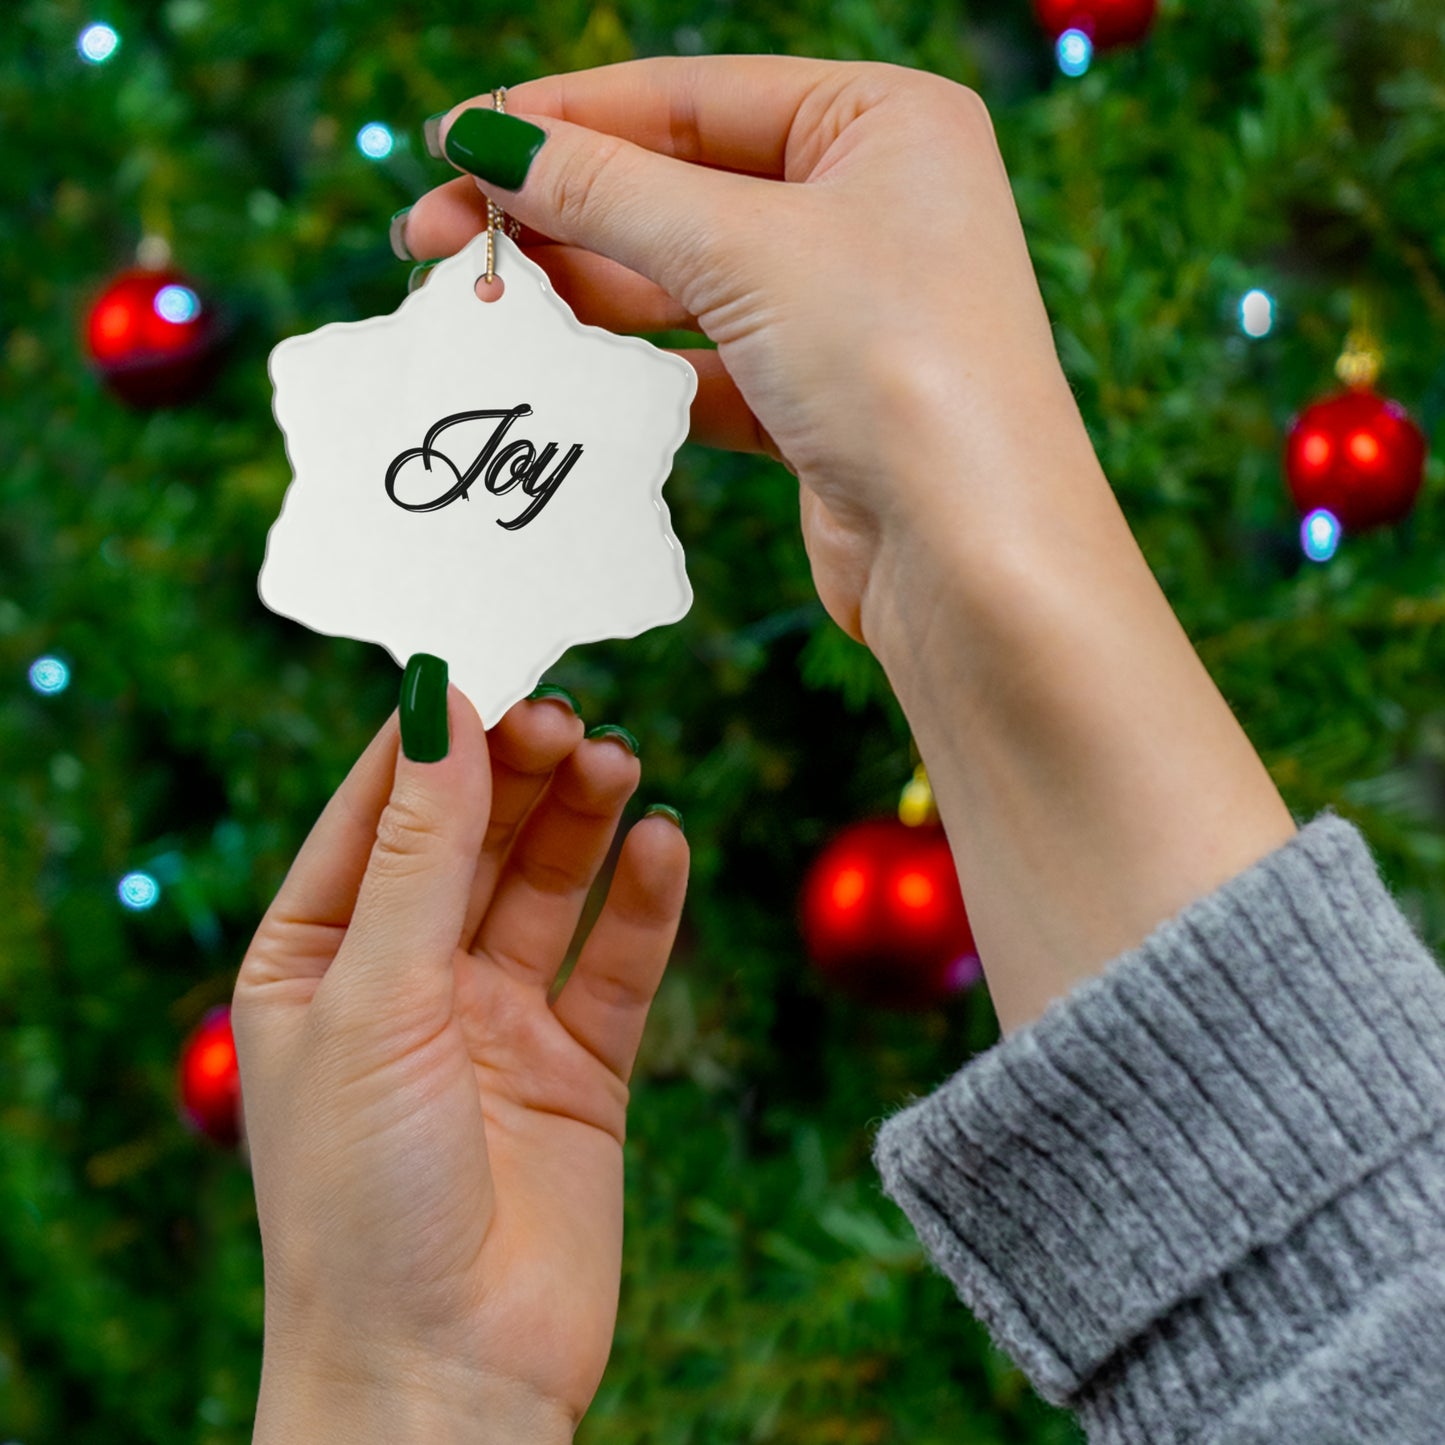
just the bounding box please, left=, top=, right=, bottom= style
left=898, top=764, right=938, bottom=827
left=1335, top=329, right=1383, bottom=390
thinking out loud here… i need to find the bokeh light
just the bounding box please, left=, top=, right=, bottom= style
left=830, top=865, right=867, bottom=911
left=78, top=22, right=120, bottom=64
left=28, top=657, right=70, bottom=695
left=1240, top=288, right=1274, bottom=337
left=1348, top=430, right=1381, bottom=466
left=118, top=871, right=161, bottom=910
left=946, top=952, right=983, bottom=992
left=1057, top=29, right=1093, bottom=76
left=1301, top=508, right=1341, bottom=563
left=1299, top=431, right=1331, bottom=471
left=356, top=122, right=395, bottom=159
left=153, top=284, right=201, bottom=324
left=895, top=870, right=936, bottom=911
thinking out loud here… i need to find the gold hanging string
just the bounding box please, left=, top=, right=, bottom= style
left=484, top=88, right=523, bottom=284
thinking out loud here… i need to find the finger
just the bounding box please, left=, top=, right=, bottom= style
left=399, top=185, right=699, bottom=330
left=551, top=812, right=689, bottom=1084
left=435, top=102, right=764, bottom=309
left=506, top=55, right=851, bottom=177
left=236, top=713, right=403, bottom=995
left=398, top=174, right=554, bottom=259
left=520, top=245, right=700, bottom=333
left=460, top=692, right=587, bottom=950
left=470, top=733, right=642, bottom=991
left=325, top=678, right=492, bottom=1029
left=666, top=348, right=786, bottom=461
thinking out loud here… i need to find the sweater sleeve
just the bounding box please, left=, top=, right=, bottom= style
left=869, top=809, right=1445, bottom=1444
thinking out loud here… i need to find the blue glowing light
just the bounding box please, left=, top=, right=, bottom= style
left=28, top=657, right=70, bottom=695
left=357, top=122, right=395, bottom=160
left=1057, top=28, right=1093, bottom=77
left=154, top=284, right=201, bottom=324
left=78, top=22, right=120, bottom=64
left=118, top=871, right=161, bottom=910
left=1301, top=508, right=1341, bottom=563
left=1240, top=288, right=1275, bottom=338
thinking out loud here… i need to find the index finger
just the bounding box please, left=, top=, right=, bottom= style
left=487, top=54, right=850, bottom=179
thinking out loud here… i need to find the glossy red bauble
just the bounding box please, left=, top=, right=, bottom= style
left=1034, top=0, right=1157, bottom=49
left=800, top=818, right=980, bottom=1011
left=1284, top=388, right=1427, bottom=533
left=178, top=1005, right=242, bottom=1147
left=85, top=267, right=221, bottom=407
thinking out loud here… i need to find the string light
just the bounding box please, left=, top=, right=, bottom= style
left=1301, top=508, right=1341, bottom=563
left=945, top=952, right=983, bottom=992
left=153, top=284, right=201, bottom=324
left=1057, top=29, right=1093, bottom=76
left=28, top=657, right=70, bottom=695
left=356, top=122, right=395, bottom=160
left=1240, top=289, right=1274, bottom=338
left=78, top=22, right=120, bottom=64
left=118, top=871, right=161, bottom=910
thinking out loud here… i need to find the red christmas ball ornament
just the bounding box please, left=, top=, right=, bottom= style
left=1285, top=388, right=1427, bottom=533
left=85, top=266, right=222, bottom=407
left=800, top=818, right=981, bottom=1011
left=1034, top=0, right=1157, bottom=49
left=178, top=1005, right=242, bottom=1147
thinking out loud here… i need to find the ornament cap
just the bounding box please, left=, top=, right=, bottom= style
left=899, top=764, right=938, bottom=827
left=136, top=233, right=173, bottom=270
left=1334, top=328, right=1383, bottom=390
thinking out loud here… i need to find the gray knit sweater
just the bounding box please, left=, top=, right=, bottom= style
left=870, top=810, right=1445, bottom=1442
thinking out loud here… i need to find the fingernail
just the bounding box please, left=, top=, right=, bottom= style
left=443, top=107, right=546, bottom=191
left=389, top=206, right=413, bottom=261
left=644, top=803, right=684, bottom=834
left=585, top=723, right=639, bottom=757
left=527, top=684, right=582, bottom=716
left=423, top=111, right=447, bottom=160
left=407, top=260, right=439, bottom=294
left=400, top=653, right=449, bottom=762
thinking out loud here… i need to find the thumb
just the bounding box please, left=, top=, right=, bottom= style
left=325, top=654, right=490, bottom=1026
left=437, top=103, right=759, bottom=315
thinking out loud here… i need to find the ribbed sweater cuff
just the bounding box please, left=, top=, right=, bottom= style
left=870, top=811, right=1445, bottom=1417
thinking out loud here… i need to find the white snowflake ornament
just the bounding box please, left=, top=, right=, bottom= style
left=259, top=230, right=696, bottom=725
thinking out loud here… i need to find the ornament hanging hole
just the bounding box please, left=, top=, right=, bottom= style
left=474, top=274, right=505, bottom=304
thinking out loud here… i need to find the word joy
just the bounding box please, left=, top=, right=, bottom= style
left=384, top=405, right=583, bottom=530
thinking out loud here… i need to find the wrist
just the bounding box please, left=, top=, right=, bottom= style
left=859, top=438, right=1121, bottom=693
left=856, top=342, right=1116, bottom=674
left=254, top=1342, right=575, bottom=1445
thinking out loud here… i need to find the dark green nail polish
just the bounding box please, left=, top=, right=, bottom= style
left=407, top=260, right=439, bottom=294
left=527, top=684, right=582, bottom=716
left=400, top=653, right=449, bottom=762
left=443, top=107, right=546, bottom=191
left=423, top=112, right=447, bottom=160
left=389, top=207, right=413, bottom=261
left=644, top=803, right=684, bottom=834
left=585, top=723, right=639, bottom=756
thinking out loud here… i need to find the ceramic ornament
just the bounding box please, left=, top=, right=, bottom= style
left=259, top=230, right=696, bottom=725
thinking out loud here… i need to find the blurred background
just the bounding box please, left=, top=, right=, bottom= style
left=3, top=0, right=1445, bottom=1440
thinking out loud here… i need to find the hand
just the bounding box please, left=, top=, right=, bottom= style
left=402, top=56, right=1096, bottom=644
left=232, top=686, right=688, bottom=1441
left=404, top=59, right=1296, bottom=1040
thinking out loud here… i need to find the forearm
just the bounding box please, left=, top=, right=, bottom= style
left=860, top=381, right=1297, bottom=1034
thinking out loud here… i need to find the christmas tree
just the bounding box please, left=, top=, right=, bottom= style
left=3, top=1, right=1443, bottom=1441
